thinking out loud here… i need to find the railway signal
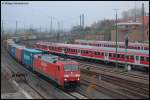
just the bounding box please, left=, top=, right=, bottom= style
left=125, top=35, right=130, bottom=71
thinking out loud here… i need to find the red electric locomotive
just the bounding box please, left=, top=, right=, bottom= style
left=33, top=54, right=80, bottom=89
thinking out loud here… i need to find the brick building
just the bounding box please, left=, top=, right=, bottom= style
left=111, top=16, right=149, bottom=42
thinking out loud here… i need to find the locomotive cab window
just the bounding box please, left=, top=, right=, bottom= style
left=64, top=64, right=79, bottom=71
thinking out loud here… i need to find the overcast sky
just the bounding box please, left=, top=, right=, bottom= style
left=1, top=1, right=149, bottom=31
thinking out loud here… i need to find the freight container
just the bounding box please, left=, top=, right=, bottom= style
left=7, top=44, right=12, bottom=53
left=10, top=44, right=18, bottom=57
left=21, top=48, right=42, bottom=68
left=6, top=39, right=14, bottom=49
left=15, top=46, right=26, bottom=61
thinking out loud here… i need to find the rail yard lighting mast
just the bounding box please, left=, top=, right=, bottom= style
left=125, top=34, right=129, bottom=71
left=114, top=9, right=118, bottom=69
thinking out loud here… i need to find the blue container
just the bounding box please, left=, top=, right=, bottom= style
left=10, top=44, right=18, bottom=57
left=8, top=44, right=13, bottom=53
left=21, top=48, right=42, bottom=68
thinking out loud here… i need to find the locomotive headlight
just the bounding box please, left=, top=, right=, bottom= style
left=64, top=78, right=67, bottom=81
left=75, top=74, right=80, bottom=77
left=64, top=74, right=69, bottom=77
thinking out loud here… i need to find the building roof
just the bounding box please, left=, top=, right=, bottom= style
left=117, top=22, right=142, bottom=26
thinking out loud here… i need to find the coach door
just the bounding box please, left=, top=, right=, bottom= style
left=105, top=52, right=109, bottom=60
left=135, top=56, right=140, bottom=64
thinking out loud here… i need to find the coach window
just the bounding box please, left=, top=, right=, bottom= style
left=74, top=49, right=76, bottom=52
left=82, top=50, right=84, bottom=53
left=113, top=53, right=115, bottom=57
left=109, top=53, right=112, bottom=57
left=83, top=50, right=85, bottom=53
left=117, top=54, right=120, bottom=58
left=101, top=52, right=104, bottom=56
left=86, top=51, right=88, bottom=54
left=144, top=57, right=147, bottom=61
left=121, top=55, right=124, bottom=58
left=95, top=52, right=97, bottom=55
left=97, top=52, right=99, bottom=55
left=127, top=56, right=129, bottom=59
left=141, top=56, right=144, bottom=61
left=135, top=56, right=138, bottom=60
left=146, top=57, right=149, bottom=62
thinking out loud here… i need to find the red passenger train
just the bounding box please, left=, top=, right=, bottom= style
left=74, top=40, right=149, bottom=50
left=35, top=42, right=149, bottom=68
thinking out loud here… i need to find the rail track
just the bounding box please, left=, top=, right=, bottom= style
left=81, top=73, right=149, bottom=99
left=4, top=39, right=149, bottom=99
left=80, top=66, right=149, bottom=99
left=79, top=62, right=149, bottom=81
left=1, top=45, right=88, bottom=99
